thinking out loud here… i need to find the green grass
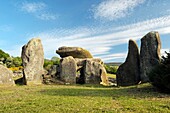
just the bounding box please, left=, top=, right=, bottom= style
left=0, top=83, right=170, bottom=113
left=107, top=73, right=116, bottom=79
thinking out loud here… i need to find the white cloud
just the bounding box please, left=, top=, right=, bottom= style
left=98, top=53, right=127, bottom=62
left=21, top=2, right=46, bottom=13
left=36, top=13, right=57, bottom=20
left=9, top=15, right=170, bottom=62
left=161, top=48, right=170, bottom=57
left=5, top=45, right=23, bottom=57
left=93, top=0, right=145, bottom=21
left=21, top=2, right=57, bottom=20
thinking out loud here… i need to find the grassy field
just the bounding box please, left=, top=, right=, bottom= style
left=107, top=73, right=116, bottom=78
left=0, top=83, right=170, bottom=113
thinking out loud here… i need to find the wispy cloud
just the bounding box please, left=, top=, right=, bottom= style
left=98, top=53, right=127, bottom=62
left=93, top=0, right=145, bottom=21
left=20, top=1, right=57, bottom=20
left=8, top=14, right=170, bottom=62
left=5, top=45, right=22, bottom=57
left=21, top=2, right=46, bottom=13
left=161, top=48, right=170, bottom=57
left=36, top=13, right=57, bottom=20
left=25, top=15, right=169, bottom=62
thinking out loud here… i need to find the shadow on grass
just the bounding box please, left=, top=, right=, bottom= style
left=39, top=84, right=168, bottom=98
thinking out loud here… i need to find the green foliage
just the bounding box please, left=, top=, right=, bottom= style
left=51, top=56, right=60, bottom=65
left=0, top=49, right=22, bottom=68
left=44, top=57, right=60, bottom=70
left=0, top=49, right=10, bottom=62
left=5, top=57, right=22, bottom=68
left=104, top=64, right=118, bottom=74
left=44, top=59, right=53, bottom=70
left=12, top=57, right=22, bottom=67
left=149, top=51, right=170, bottom=93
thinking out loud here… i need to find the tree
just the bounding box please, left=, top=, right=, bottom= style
left=149, top=51, right=170, bottom=93
left=13, top=57, right=22, bottom=67
left=51, top=56, right=60, bottom=65
left=0, top=49, right=10, bottom=62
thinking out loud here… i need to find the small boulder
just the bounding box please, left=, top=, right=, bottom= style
left=21, top=38, right=44, bottom=85
left=0, top=65, right=15, bottom=85
left=116, top=39, right=140, bottom=86
left=56, top=46, right=93, bottom=58
left=140, top=31, right=161, bottom=82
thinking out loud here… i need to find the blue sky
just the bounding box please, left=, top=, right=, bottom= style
left=0, top=0, right=170, bottom=62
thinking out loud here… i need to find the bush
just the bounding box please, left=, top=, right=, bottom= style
left=51, top=56, right=60, bottom=65
left=149, top=51, right=170, bottom=93
left=5, top=56, right=22, bottom=68
left=0, top=49, right=10, bottom=60
left=8, top=66, right=23, bottom=72
left=13, top=57, right=22, bottom=67
left=44, top=59, right=53, bottom=70
left=104, top=65, right=118, bottom=74
left=44, top=57, right=60, bottom=71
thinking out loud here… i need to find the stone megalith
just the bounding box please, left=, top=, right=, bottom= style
left=56, top=46, right=93, bottom=58
left=59, top=56, right=77, bottom=84
left=74, top=58, right=108, bottom=85
left=83, top=59, right=109, bottom=85
left=0, top=65, right=15, bottom=85
left=140, top=31, right=161, bottom=82
left=21, top=38, right=44, bottom=85
left=116, top=39, right=140, bottom=86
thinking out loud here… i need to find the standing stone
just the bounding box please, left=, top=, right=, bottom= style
left=22, top=38, right=44, bottom=85
left=116, top=39, right=140, bottom=86
left=100, top=65, right=109, bottom=86
left=140, top=31, right=161, bottom=82
left=0, top=65, right=15, bottom=85
left=84, top=59, right=109, bottom=85
left=59, top=56, right=77, bottom=84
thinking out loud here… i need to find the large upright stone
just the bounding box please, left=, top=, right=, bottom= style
left=83, top=59, right=109, bottom=85
left=0, top=65, right=15, bottom=85
left=59, top=56, right=77, bottom=84
left=140, top=32, right=161, bottom=82
left=116, top=40, right=140, bottom=86
left=56, top=46, right=93, bottom=58
left=22, top=38, right=44, bottom=85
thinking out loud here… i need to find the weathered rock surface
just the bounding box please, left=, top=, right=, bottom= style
left=47, top=65, right=58, bottom=77
left=140, top=32, right=161, bottom=82
left=57, top=57, right=108, bottom=85
left=83, top=58, right=108, bottom=85
left=56, top=47, right=108, bottom=85
left=56, top=46, right=93, bottom=58
left=0, top=65, right=15, bottom=85
left=117, top=40, right=140, bottom=86
left=21, top=38, right=44, bottom=85
left=59, top=56, right=77, bottom=84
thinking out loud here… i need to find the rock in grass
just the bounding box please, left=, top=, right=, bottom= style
left=140, top=31, right=161, bottom=83
left=116, top=39, right=140, bottom=86
left=56, top=46, right=93, bottom=58
left=21, top=38, right=44, bottom=85
left=0, top=65, right=15, bottom=85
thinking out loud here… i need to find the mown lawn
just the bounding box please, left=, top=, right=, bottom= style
left=0, top=83, right=170, bottom=113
